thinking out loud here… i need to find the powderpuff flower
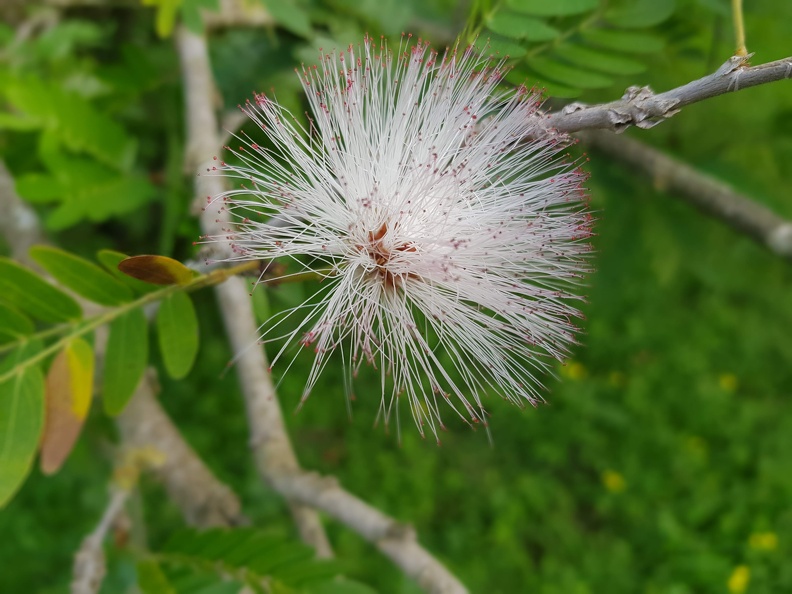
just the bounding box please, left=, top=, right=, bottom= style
left=210, top=36, right=592, bottom=440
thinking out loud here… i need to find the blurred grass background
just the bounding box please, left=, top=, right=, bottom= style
left=1, top=0, right=791, bottom=592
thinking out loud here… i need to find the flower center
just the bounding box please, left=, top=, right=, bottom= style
left=356, top=222, right=416, bottom=289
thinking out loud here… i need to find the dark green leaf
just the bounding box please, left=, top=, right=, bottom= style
left=480, top=37, right=528, bottom=59
left=580, top=29, right=665, bottom=54
left=157, top=292, right=199, bottom=380
left=553, top=44, right=646, bottom=75
left=4, top=76, right=137, bottom=171
left=0, top=257, right=82, bottom=323
left=308, top=579, right=379, bottom=594
left=0, top=112, right=40, bottom=131
left=103, top=307, right=148, bottom=416
left=486, top=12, right=559, bottom=42
left=0, top=346, right=45, bottom=508
left=605, top=0, right=675, bottom=28
left=158, top=528, right=345, bottom=591
left=151, top=0, right=181, bottom=38
left=526, top=57, right=613, bottom=89
left=138, top=559, right=177, bottom=594
left=506, top=0, right=598, bottom=17
left=263, top=0, right=312, bottom=38
left=14, top=150, right=155, bottom=231
left=0, top=303, right=34, bottom=345
left=181, top=0, right=219, bottom=33
left=249, top=280, right=271, bottom=324
left=30, top=246, right=133, bottom=306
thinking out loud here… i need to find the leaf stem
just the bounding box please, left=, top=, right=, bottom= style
left=0, top=260, right=322, bottom=383
left=732, top=0, right=747, bottom=57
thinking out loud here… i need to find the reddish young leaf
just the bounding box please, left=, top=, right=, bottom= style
left=117, top=255, right=195, bottom=286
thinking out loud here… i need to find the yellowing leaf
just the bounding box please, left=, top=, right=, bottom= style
left=40, top=339, right=94, bottom=475
left=118, top=255, right=195, bottom=286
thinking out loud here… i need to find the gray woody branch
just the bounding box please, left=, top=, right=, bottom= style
left=176, top=25, right=467, bottom=593
left=577, top=130, right=792, bottom=259
left=546, top=54, right=792, bottom=134
left=175, top=25, right=333, bottom=560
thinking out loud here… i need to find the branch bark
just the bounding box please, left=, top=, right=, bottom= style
left=577, top=130, right=792, bottom=259
left=71, top=487, right=129, bottom=594
left=546, top=54, right=792, bottom=134
left=175, top=25, right=333, bottom=559
left=116, top=370, right=246, bottom=527
left=175, top=25, right=467, bottom=592
left=271, top=471, right=467, bottom=594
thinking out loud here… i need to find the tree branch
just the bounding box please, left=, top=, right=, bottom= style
left=546, top=54, right=792, bottom=134
left=577, top=129, right=792, bottom=259
left=0, top=160, right=45, bottom=264
left=175, top=25, right=467, bottom=592
left=175, top=25, right=333, bottom=559
left=271, top=471, right=467, bottom=594
left=116, top=370, right=246, bottom=527
left=71, top=487, right=129, bottom=594
left=71, top=448, right=165, bottom=594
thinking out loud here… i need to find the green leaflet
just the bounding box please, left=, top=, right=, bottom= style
left=506, top=0, right=598, bottom=17
left=0, top=257, right=82, bottom=323
left=29, top=246, right=133, bottom=306
left=0, top=344, right=45, bottom=508
left=526, top=57, right=614, bottom=89
left=486, top=12, right=559, bottom=42
left=263, top=0, right=312, bottom=38
left=103, top=307, right=148, bottom=416
left=0, top=303, right=34, bottom=345
left=3, top=76, right=136, bottom=171
left=14, top=150, right=155, bottom=231
left=553, top=43, right=646, bottom=76
left=157, top=292, right=199, bottom=380
left=137, top=560, right=177, bottom=594
left=580, top=29, right=665, bottom=54
left=605, top=0, right=676, bottom=28
left=476, top=0, right=676, bottom=97
left=147, top=528, right=357, bottom=593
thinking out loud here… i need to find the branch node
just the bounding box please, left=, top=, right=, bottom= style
left=384, top=521, right=417, bottom=541
left=716, top=53, right=754, bottom=76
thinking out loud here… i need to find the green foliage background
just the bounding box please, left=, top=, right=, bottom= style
left=1, top=0, right=791, bottom=592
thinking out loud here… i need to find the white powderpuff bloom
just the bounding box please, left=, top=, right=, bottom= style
left=210, top=36, right=592, bottom=440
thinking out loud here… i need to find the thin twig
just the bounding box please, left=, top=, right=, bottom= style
left=545, top=54, right=792, bottom=134
left=71, top=448, right=165, bottom=594
left=71, top=488, right=129, bottom=594
left=577, top=130, right=792, bottom=259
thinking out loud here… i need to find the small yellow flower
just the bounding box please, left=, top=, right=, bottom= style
left=561, top=361, right=587, bottom=381
left=685, top=436, right=708, bottom=460
left=749, top=532, right=778, bottom=551
left=608, top=371, right=626, bottom=388
left=601, top=470, right=626, bottom=493
left=728, top=565, right=750, bottom=594
left=719, top=373, right=739, bottom=392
